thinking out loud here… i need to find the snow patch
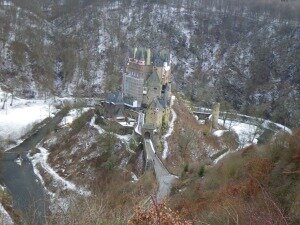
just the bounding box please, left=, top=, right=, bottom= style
left=162, top=108, right=177, bottom=160
left=213, top=130, right=227, bottom=137
left=131, top=172, right=138, bottom=182
left=134, top=112, right=144, bottom=135
left=90, top=115, right=132, bottom=143
left=0, top=89, right=58, bottom=141
left=29, top=146, right=91, bottom=196
left=0, top=203, right=13, bottom=225
left=89, top=116, right=105, bottom=134
left=14, top=156, right=23, bottom=166
left=162, top=96, right=177, bottom=159
left=214, top=150, right=231, bottom=164
left=218, top=119, right=260, bottom=149
left=59, top=108, right=91, bottom=127
left=118, top=121, right=135, bottom=127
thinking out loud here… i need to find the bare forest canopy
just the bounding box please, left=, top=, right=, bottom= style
left=8, top=0, right=300, bottom=21
left=1, top=0, right=299, bottom=128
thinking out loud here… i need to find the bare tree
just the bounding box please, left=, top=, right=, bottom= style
left=1, top=93, right=8, bottom=110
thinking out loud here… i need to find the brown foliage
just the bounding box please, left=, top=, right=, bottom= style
left=247, top=157, right=273, bottom=181
left=129, top=200, right=192, bottom=225
left=289, top=128, right=300, bottom=163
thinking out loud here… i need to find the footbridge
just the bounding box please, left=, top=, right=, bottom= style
left=192, top=107, right=212, bottom=120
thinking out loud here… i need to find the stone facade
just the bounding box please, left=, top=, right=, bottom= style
left=122, top=47, right=172, bottom=130
left=145, top=99, right=164, bottom=128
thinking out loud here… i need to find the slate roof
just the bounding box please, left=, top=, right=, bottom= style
left=147, top=70, right=161, bottom=86
left=149, top=98, right=164, bottom=111
left=107, top=92, right=123, bottom=104
left=129, top=47, right=170, bottom=67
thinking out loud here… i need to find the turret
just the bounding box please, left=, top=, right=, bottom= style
left=133, top=47, right=137, bottom=59
left=211, top=102, right=220, bottom=129
left=146, top=48, right=151, bottom=65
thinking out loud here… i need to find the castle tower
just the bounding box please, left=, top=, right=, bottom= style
left=211, top=102, right=220, bottom=129
left=133, top=47, right=137, bottom=58
left=123, top=47, right=171, bottom=109
left=146, top=48, right=151, bottom=65
left=143, top=70, right=162, bottom=105
left=145, top=99, right=164, bottom=128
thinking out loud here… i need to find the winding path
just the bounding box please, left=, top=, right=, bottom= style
left=144, top=139, right=177, bottom=201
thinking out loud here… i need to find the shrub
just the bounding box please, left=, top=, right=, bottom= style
left=98, top=131, right=117, bottom=156
left=222, top=155, right=245, bottom=181
left=183, top=163, right=189, bottom=173
left=129, top=200, right=192, bottom=225
left=71, top=109, right=93, bottom=135
left=102, top=158, right=116, bottom=170
left=198, top=165, right=205, bottom=177
left=129, top=138, right=138, bottom=151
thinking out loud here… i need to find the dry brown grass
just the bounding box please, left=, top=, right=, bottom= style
left=166, top=129, right=300, bottom=224
left=165, top=98, right=206, bottom=174
left=45, top=169, right=157, bottom=225
left=165, top=97, right=232, bottom=175
left=129, top=197, right=192, bottom=225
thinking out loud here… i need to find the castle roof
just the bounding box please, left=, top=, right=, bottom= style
left=129, top=47, right=170, bottom=66
left=160, top=97, right=171, bottom=108
left=147, top=70, right=161, bottom=86
left=107, top=92, right=123, bottom=104
left=149, top=98, right=163, bottom=111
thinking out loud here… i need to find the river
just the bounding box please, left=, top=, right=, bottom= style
left=0, top=109, right=68, bottom=225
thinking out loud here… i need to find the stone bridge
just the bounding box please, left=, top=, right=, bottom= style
left=143, top=138, right=177, bottom=201
left=134, top=112, right=177, bottom=201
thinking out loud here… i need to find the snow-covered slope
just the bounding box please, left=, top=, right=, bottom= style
left=0, top=88, right=57, bottom=141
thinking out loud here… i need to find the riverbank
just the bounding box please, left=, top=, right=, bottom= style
left=0, top=108, right=69, bottom=225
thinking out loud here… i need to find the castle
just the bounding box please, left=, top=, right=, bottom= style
left=122, top=47, right=172, bottom=131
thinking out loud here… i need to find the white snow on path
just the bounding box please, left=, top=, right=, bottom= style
left=218, top=119, right=259, bottom=149
left=214, top=150, right=231, bottom=164
left=0, top=185, right=13, bottom=224
left=162, top=96, right=177, bottom=160
left=223, top=112, right=292, bottom=134
left=213, top=119, right=261, bottom=164
left=90, top=115, right=132, bottom=143
left=0, top=88, right=57, bottom=141
left=0, top=184, right=13, bottom=225
left=89, top=116, right=105, bottom=134
left=213, top=116, right=292, bottom=164
left=262, top=119, right=292, bottom=134
left=134, top=112, right=144, bottom=135
left=162, top=109, right=177, bottom=160
left=0, top=203, right=13, bottom=225
left=29, top=146, right=91, bottom=196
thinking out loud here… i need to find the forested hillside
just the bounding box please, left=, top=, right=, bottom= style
left=0, top=0, right=299, bottom=126
left=0, top=1, right=299, bottom=224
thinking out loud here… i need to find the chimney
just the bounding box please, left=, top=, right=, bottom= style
left=146, top=48, right=151, bottom=65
